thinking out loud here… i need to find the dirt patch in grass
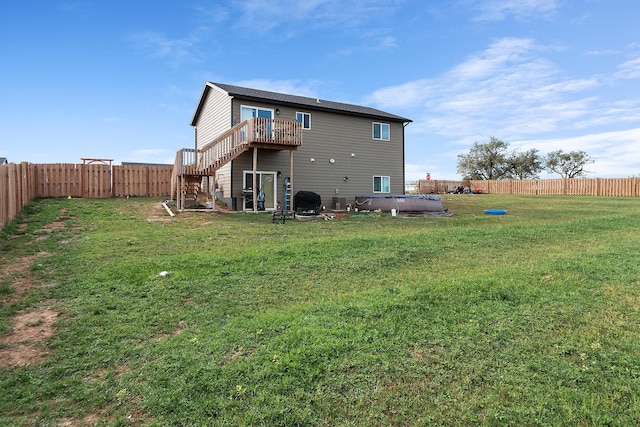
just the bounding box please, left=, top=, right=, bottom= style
left=0, top=308, right=58, bottom=368
left=1, top=252, right=50, bottom=276
left=1, top=252, right=51, bottom=304
left=1, top=245, right=58, bottom=368
left=58, top=412, right=101, bottom=427
left=145, top=201, right=233, bottom=223
left=144, top=201, right=175, bottom=222
left=26, top=214, right=73, bottom=245
left=0, top=342, right=52, bottom=368
left=1, top=308, right=58, bottom=343
left=58, top=405, right=149, bottom=426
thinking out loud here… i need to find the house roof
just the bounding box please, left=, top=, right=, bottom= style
left=0, top=157, right=7, bottom=165
left=191, top=82, right=412, bottom=126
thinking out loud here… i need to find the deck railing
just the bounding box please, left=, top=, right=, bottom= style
left=171, top=148, right=198, bottom=201
left=172, top=148, right=198, bottom=176
left=196, top=117, right=302, bottom=175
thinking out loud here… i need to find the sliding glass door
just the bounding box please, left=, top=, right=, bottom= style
left=243, top=171, right=276, bottom=211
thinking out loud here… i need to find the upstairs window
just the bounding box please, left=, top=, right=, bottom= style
left=372, top=122, right=390, bottom=140
left=296, top=112, right=311, bottom=130
left=373, top=176, right=390, bottom=193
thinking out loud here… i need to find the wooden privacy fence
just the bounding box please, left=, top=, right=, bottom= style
left=417, top=180, right=469, bottom=194
left=112, top=165, right=173, bottom=197
left=1, top=163, right=173, bottom=230
left=419, top=178, right=640, bottom=197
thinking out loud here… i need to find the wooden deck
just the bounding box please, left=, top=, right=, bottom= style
left=172, top=117, right=302, bottom=209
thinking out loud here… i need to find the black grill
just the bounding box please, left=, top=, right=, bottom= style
left=294, top=191, right=321, bottom=214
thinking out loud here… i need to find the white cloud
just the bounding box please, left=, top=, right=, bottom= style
left=515, top=129, right=640, bottom=177
left=367, top=38, right=547, bottom=108
left=193, top=3, right=229, bottom=23
left=473, top=0, right=559, bottom=22
left=615, top=57, right=640, bottom=79
left=128, top=3, right=228, bottom=68
left=128, top=1, right=402, bottom=68
left=584, top=49, right=620, bottom=57
left=367, top=36, right=632, bottom=146
left=233, top=0, right=402, bottom=35
left=128, top=31, right=199, bottom=67
left=449, top=37, right=539, bottom=80
left=375, top=35, right=398, bottom=50
left=125, top=149, right=176, bottom=165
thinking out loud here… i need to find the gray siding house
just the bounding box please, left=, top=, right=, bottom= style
left=173, top=82, right=411, bottom=211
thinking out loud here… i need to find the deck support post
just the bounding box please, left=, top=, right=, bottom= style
left=211, top=173, right=216, bottom=212
left=179, top=175, right=185, bottom=211
left=289, top=150, right=294, bottom=212
left=252, top=147, right=258, bottom=213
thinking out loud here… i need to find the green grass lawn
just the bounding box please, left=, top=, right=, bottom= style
left=1, top=195, right=640, bottom=426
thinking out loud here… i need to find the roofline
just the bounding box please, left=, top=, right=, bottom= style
left=190, top=82, right=412, bottom=126
left=227, top=94, right=413, bottom=123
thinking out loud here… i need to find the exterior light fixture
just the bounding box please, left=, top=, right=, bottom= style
left=329, top=158, right=335, bottom=164
left=310, top=158, right=315, bottom=162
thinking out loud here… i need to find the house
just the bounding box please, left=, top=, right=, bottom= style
left=0, top=157, right=8, bottom=165
left=172, top=82, right=412, bottom=211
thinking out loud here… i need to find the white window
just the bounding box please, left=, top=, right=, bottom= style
left=296, top=112, right=311, bottom=129
left=373, top=176, right=390, bottom=193
left=372, top=122, right=390, bottom=141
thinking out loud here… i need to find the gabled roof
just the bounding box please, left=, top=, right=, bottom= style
left=191, top=82, right=412, bottom=126
left=0, top=157, right=7, bottom=165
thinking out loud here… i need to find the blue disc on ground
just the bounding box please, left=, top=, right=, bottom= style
left=485, top=209, right=507, bottom=215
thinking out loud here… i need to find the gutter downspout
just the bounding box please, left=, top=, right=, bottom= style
left=403, top=121, right=410, bottom=195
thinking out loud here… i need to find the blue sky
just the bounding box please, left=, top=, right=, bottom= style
left=2, top=0, right=640, bottom=180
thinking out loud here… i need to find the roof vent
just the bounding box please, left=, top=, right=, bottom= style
left=316, top=98, right=321, bottom=103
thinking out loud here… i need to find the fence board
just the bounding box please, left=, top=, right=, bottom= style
left=83, top=164, right=111, bottom=198
left=1, top=163, right=37, bottom=230
left=0, top=164, right=6, bottom=229
left=147, top=166, right=172, bottom=197
left=112, top=166, right=172, bottom=197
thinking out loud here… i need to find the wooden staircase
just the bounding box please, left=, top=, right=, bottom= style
left=180, top=175, right=203, bottom=208
left=172, top=117, right=302, bottom=211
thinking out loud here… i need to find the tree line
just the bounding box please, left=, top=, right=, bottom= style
left=456, top=137, right=594, bottom=180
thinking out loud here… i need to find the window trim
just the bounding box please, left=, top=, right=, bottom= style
left=373, top=175, right=391, bottom=193
left=372, top=122, right=390, bottom=141
left=241, top=105, right=274, bottom=121
left=296, top=112, right=311, bottom=130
